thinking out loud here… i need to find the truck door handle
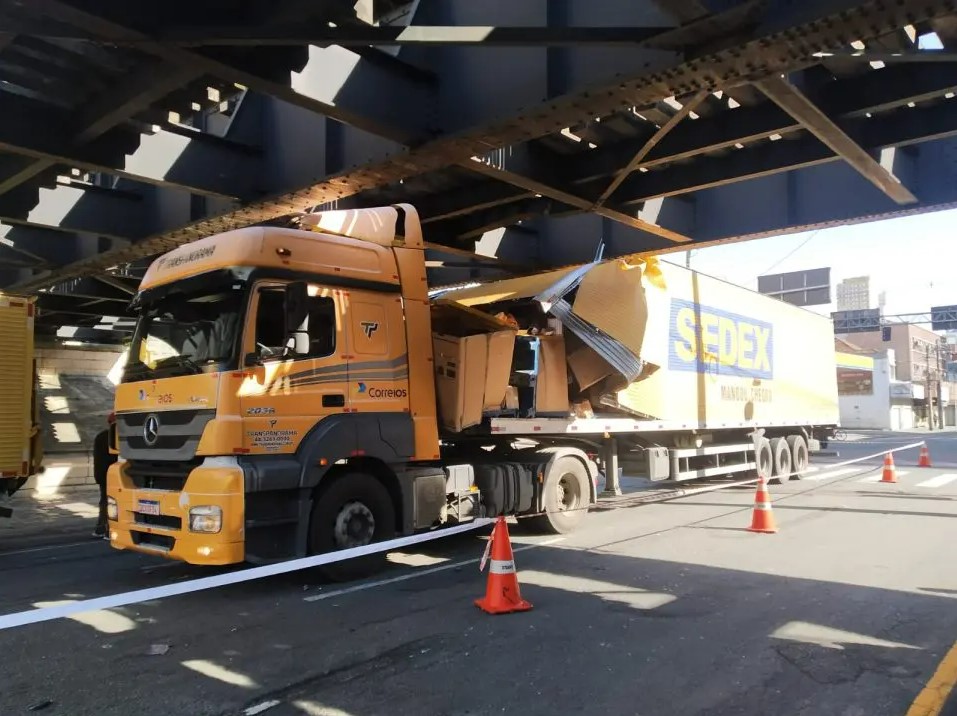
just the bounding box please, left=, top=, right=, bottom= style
left=322, top=394, right=345, bottom=408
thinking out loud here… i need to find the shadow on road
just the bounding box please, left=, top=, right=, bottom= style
left=1, top=527, right=954, bottom=716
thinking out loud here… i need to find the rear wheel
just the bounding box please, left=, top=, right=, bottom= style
left=523, top=457, right=590, bottom=534
left=786, top=435, right=809, bottom=479
left=769, top=437, right=792, bottom=484
left=754, top=437, right=773, bottom=483
left=309, top=472, right=396, bottom=581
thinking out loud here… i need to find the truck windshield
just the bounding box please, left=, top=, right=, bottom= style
left=123, top=286, right=246, bottom=382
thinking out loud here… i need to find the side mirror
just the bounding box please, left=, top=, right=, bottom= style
left=284, top=281, right=310, bottom=356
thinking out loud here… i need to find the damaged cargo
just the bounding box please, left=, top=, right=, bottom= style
left=436, top=256, right=839, bottom=431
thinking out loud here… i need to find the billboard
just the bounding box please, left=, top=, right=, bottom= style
left=835, top=351, right=874, bottom=396
left=931, top=305, right=957, bottom=331
left=757, top=268, right=831, bottom=307
left=832, top=308, right=881, bottom=334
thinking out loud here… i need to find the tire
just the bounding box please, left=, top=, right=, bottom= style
left=308, top=472, right=397, bottom=581
left=786, top=435, right=809, bottom=479
left=769, top=437, right=792, bottom=484
left=523, top=457, right=591, bottom=535
left=754, top=437, right=773, bottom=483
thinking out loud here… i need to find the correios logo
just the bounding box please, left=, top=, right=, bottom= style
left=356, top=382, right=407, bottom=399
left=360, top=321, right=379, bottom=339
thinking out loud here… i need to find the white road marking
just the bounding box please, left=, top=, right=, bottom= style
left=915, top=473, right=957, bottom=489
left=858, top=470, right=909, bottom=484
left=303, top=537, right=565, bottom=603
left=801, top=467, right=861, bottom=482
left=244, top=700, right=281, bottom=715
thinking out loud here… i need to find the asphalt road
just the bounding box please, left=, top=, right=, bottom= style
left=827, top=429, right=957, bottom=467
left=1, top=450, right=956, bottom=716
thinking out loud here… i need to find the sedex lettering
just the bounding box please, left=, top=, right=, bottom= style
left=669, top=298, right=774, bottom=379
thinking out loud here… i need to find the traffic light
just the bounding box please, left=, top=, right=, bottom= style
left=882, top=326, right=892, bottom=342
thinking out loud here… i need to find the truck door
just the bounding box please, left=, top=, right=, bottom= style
left=345, top=289, right=409, bottom=416
left=239, top=282, right=350, bottom=455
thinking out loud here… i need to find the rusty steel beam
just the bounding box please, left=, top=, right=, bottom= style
left=29, top=0, right=434, bottom=145
left=14, top=0, right=955, bottom=292
left=755, top=74, right=918, bottom=204
left=652, top=0, right=709, bottom=23
left=593, top=90, right=709, bottom=208
left=463, top=149, right=691, bottom=243
left=0, top=61, right=199, bottom=196
left=607, top=100, right=957, bottom=206
left=127, top=25, right=676, bottom=48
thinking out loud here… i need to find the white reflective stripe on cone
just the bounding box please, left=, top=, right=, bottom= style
left=753, top=503, right=773, bottom=511
left=489, top=559, right=515, bottom=574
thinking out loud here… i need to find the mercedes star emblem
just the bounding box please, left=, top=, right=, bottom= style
left=143, top=414, right=160, bottom=447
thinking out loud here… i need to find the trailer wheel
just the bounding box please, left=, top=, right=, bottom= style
left=755, top=437, right=773, bottom=483
left=769, top=437, right=792, bottom=484
left=308, top=472, right=396, bottom=581
left=786, top=435, right=809, bottom=479
left=523, top=457, right=590, bottom=535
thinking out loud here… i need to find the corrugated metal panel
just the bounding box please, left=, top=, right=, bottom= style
left=441, top=260, right=646, bottom=382
left=0, top=296, right=33, bottom=476
left=549, top=299, right=644, bottom=383
left=439, top=265, right=585, bottom=307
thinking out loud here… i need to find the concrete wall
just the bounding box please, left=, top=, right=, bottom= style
left=36, top=345, right=123, bottom=455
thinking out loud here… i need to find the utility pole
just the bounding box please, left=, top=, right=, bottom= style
left=937, top=339, right=945, bottom=429
left=926, top=343, right=935, bottom=431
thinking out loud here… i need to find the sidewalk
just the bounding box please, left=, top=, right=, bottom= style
left=0, top=484, right=101, bottom=551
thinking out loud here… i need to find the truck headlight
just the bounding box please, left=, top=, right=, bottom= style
left=107, top=496, right=118, bottom=521
left=189, top=505, right=223, bottom=534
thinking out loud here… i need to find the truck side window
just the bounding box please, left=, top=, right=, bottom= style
left=255, top=287, right=337, bottom=360
left=306, top=296, right=336, bottom=358
left=256, top=288, right=286, bottom=357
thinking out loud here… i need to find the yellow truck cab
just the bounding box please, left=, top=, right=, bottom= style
left=106, top=205, right=594, bottom=569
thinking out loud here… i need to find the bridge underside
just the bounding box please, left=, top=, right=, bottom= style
left=0, top=0, right=956, bottom=341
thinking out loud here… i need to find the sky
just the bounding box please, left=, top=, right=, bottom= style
left=664, top=208, right=957, bottom=320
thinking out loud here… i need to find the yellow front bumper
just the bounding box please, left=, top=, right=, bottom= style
left=106, top=461, right=245, bottom=566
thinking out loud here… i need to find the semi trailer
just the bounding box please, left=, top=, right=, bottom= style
left=105, top=204, right=839, bottom=571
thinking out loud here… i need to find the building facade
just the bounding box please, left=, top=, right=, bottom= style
left=836, top=327, right=956, bottom=429
left=836, top=276, right=871, bottom=311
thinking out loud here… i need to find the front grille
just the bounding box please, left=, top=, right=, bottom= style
left=126, top=460, right=199, bottom=491
left=126, top=434, right=192, bottom=451
left=134, top=513, right=182, bottom=530
left=117, top=409, right=215, bottom=460
left=121, top=409, right=215, bottom=428
left=130, top=531, right=175, bottom=551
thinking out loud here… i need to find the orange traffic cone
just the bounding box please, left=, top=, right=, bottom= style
left=747, top=474, right=777, bottom=534
left=881, top=452, right=898, bottom=483
left=475, top=517, right=533, bottom=615
left=918, top=443, right=932, bottom=468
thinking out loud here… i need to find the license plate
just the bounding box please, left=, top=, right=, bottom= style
left=138, top=499, right=160, bottom=516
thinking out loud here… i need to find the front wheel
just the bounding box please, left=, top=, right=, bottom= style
left=309, top=472, right=396, bottom=581
left=522, top=457, right=591, bottom=535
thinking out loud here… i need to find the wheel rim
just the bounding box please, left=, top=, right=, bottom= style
left=333, top=501, right=376, bottom=549
left=555, top=472, right=582, bottom=512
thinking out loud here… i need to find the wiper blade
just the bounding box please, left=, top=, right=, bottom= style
left=124, top=362, right=150, bottom=380
left=154, top=355, right=202, bottom=375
